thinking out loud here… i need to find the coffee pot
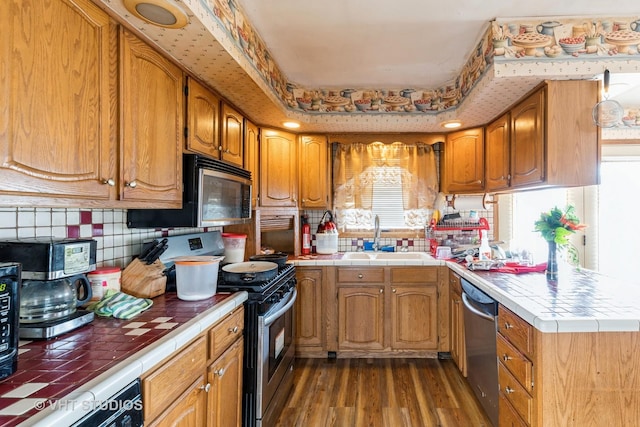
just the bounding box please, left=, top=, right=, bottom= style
left=19, top=274, right=92, bottom=323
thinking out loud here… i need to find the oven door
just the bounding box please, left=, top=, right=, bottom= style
left=256, top=287, right=297, bottom=423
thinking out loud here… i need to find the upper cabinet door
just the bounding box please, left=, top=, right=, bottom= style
left=485, top=112, right=511, bottom=192
left=299, top=135, right=329, bottom=209
left=0, top=0, right=117, bottom=204
left=244, top=120, right=260, bottom=209
left=260, top=129, right=297, bottom=207
left=510, top=89, right=545, bottom=188
left=444, top=128, right=484, bottom=193
left=220, top=103, right=244, bottom=166
left=120, top=29, right=183, bottom=206
left=186, top=78, right=220, bottom=159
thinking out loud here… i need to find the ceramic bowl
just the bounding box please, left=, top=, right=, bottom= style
left=354, top=98, right=371, bottom=111
left=559, top=40, right=585, bottom=54
left=296, top=98, right=312, bottom=109
left=414, top=99, right=432, bottom=111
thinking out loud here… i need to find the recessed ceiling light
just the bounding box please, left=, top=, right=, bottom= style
left=282, top=121, right=300, bottom=129
left=441, top=120, right=462, bottom=129
left=123, top=0, right=189, bottom=29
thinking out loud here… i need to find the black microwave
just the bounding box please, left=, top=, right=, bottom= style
left=127, top=154, right=252, bottom=228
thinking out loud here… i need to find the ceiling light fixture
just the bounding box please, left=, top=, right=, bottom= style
left=282, top=121, right=300, bottom=129
left=123, top=0, right=189, bottom=29
left=441, top=120, right=462, bottom=129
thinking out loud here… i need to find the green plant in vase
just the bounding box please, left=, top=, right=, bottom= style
left=534, top=205, right=585, bottom=281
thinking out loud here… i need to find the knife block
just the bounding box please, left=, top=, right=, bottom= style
left=121, top=258, right=167, bottom=299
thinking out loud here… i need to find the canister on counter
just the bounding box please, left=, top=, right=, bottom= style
left=87, top=266, right=121, bottom=301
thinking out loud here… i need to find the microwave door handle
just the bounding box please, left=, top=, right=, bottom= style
left=263, top=288, right=297, bottom=327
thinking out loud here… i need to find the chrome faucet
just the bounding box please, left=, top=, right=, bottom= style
left=373, top=214, right=381, bottom=251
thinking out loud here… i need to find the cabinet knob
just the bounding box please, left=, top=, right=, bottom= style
left=502, top=354, right=512, bottom=362
left=504, top=386, right=515, bottom=394
left=229, top=326, right=239, bottom=334
left=504, top=322, right=513, bottom=329
left=379, top=288, right=383, bottom=294
left=125, top=180, right=137, bottom=188
left=101, top=178, right=115, bottom=186
left=392, top=288, right=397, bottom=293
left=200, top=383, right=211, bottom=392
left=215, top=368, right=225, bottom=377
left=302, top=198, right=307, bottom=203
left=358, top=274, right=363, bottom=279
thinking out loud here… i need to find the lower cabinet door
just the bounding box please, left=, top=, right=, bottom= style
left=208, top=338, right=244, bottom=427
left=149, top=375, right=207, bottom=427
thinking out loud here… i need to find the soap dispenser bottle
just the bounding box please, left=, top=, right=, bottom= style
left=479, top=230, right=492, bottom=261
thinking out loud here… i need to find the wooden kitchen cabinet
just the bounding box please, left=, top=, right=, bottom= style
left=295, top=267, right=326, bottom=356
left=299, top=135, right=329, bottom=209
left=244, top=120, right=260, bottom=209
left=443, top=128, right=485, bottom=193
left=0, top=0, right=117, bottom=205
left=334, top=267, right=440, bottom=355
left=207, top=338, right=244, bottom=427
left=143, top=307, right=244, bottom=426
left=120, top=28, right=183, bottom=206
left=186, top=77, right=221, bottom=158
left=220, top=103, right=244, bottom=166
left=260, top=128, right=298, bottom=207
left=485, top=112, right=511, bottom=192
left=449, top=270, right=466, bottom=376
left=510, top=89, right=545, bottom=188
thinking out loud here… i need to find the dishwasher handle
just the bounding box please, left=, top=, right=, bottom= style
left=462, top=292, right=495, bottom=321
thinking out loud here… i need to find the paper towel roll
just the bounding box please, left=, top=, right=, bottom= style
left=451, top=195, right=493, bottom=210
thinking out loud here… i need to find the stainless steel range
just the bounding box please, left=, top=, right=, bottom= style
left=152, top=231, right=296, bottom=427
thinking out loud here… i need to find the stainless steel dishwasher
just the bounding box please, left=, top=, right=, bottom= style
left=461, top=278, right=498, bottom=427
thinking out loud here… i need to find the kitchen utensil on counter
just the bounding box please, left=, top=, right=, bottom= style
left=221, top=261, right=278, bottom=285
left=0, top=263, right=21, bottom=380
left=222, top=233, right=247, bottom=264
left=249, top=252, right=289, bottom=268
left=174, top=256, right=222, bottom=301
left=593, top=69, right=624, bottom=128
left=19, top=275, right=92, bottom=323
left=0, top=238, right=97, bottom=339
left=121, top=257, right=167, bottom=299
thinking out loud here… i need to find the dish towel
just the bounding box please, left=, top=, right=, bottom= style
left=87, top=289, right=153, bottom=320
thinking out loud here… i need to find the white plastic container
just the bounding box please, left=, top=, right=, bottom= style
left=174, top=256, right=221, bottom=301
left=87, top=266, right=121, bottom=301
left=315, top=233, right=339, bottom=254
left=222, top=233, right=247, bottom=263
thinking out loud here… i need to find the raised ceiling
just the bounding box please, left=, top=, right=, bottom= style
left=96, top=0, right=640, bottom=134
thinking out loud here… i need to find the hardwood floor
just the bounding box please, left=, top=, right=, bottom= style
left=275, top=357, right=492, bottom=427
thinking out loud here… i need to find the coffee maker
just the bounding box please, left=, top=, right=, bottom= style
left=0, top=238, right=96, bottom=339
left=0, top=262, right=20, bottom=379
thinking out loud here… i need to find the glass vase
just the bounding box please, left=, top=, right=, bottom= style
left=546, top=240, right=558, bottom=282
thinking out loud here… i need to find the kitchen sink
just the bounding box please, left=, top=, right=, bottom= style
left=341, top=252, right=433, bottom=261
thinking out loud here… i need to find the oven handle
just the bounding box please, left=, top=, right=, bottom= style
left=462, top=292, right=495, bottom=321
left=263, top=288, right=297, bottom=327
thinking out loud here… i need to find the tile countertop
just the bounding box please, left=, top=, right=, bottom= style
left=291, top=253, right=640, bottom=334
left=0, top=291, right=247, bottom=427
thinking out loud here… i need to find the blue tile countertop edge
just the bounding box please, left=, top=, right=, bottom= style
left=19, top=291, right=248, bottom=427
left=292, top=253, right=640, bottom=334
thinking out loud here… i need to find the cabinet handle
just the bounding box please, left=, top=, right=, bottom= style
left=358, top=274, right=364, bottom=279
left=502, top=354, right=512, bottom=362
left=504, top=322, right=513, bottom=329
left=302, top=198, right=307, bottom=203
left=215, top=368, right=225, bottom=377
left=102, top=178, right=115, bottom=186
left=229, top=326, right=238, bottom=333
left=125, top=180, right=137, bottom=188
left=379, top=288, right=383, bottom=294
left=200, top=383, right=211, bottom=392
left=504, top=386, right=515, bottom=394
left=392, top=288, right=396, bottom=293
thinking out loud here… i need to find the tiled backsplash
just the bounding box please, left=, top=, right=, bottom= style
left=0, top=207, right=494, bottom=268
left=0, top=208, right=213, bottom=268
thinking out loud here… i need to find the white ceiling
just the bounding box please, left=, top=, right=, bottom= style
left=96, top=0, right=640, bottom=134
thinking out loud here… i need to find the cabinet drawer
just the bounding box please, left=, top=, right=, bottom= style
left=391, top=267, right=438, bottom=283
left=337, top=268, right=384, bottom=283
left=498, top=362, right=533, bottom=425
left=497, top=333, right=533, bottom=393
left=143, top=335, right=207, bottom=422
left=209, top=307, right=244, bottom=361
left=499, top=392, right=529, bottom=427
left=498, top=306, right=534, bottom=357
